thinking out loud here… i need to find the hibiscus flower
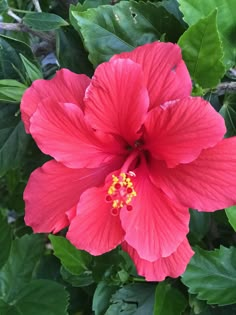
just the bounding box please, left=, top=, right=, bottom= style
left=21, top=42, right=236, bottom=281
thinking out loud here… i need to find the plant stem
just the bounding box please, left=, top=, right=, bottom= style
left=32, top=0, right=42, bottom=12
left=7, top=9, right=22, bottom=22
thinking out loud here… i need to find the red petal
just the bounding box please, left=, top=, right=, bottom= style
left=120, top=163, right=189, bottom=261
left=111, top=42, right=192, bottom=109
left=21, top=69, right=90, bottom=133
left=123, top=239, right=194, bottom=281
left=144, top=97, right=226, bottom=167
left=151, top=137, right=236, bottom=211
left=30, top=100, right=126, bottom=168
left=24, top=158, right=123, bottom=233
left=67, top=186, right=125, bottom=255
left=85, top=58, right=149, bottom=144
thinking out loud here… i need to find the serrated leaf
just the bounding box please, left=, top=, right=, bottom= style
left=0, top=79, right=27, bottom=102
left=0, top=213, right=12, bottom=269
left=9, top=280, right=69, bottom=315
left=182, top=246, right=236, bottom=305
left=20, top=54, right=43, bottom=82
left=70, top=1, right=184, bottom=66
left=0, top=234, right=44, bottom=302
left=23, top=12, right=68, bottom=31
left=154, top=282, right=187, bottom=315
left=219, top=94, right=236, bottom=137
left=225, top=206, right=236, bottom=231
left=178, top=10, right=225, bottom=88
left=49, top=235, right=91, bottom=275
left=105, top=284, right=155, bottom=315
left=0, top=104, right=29, bottom=176
left=178, top=0, right=236, bottom=68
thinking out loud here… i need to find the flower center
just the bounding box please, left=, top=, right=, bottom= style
left=105, top=172, right=137, bottom=216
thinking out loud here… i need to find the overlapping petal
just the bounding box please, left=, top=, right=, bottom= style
left=144, top=97, right=226, bottom=167
left=123, top=239, right=194, bottom=281
left=120, top=161, right=189, bottom=261
left=24, top=157, right=124, bottom=233
left=84, top=58, right=149, bottom=144
left=151, top=137, right=236, bottom=211
left=67, top=186, right=125, bottom=255
left=21, top=69, right=90, bottom=132
left=111, top=42, right=192, bottom=109
left=30, top=99, right=126, bottom=168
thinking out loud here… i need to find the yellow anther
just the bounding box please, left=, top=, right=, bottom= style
left=106, top=172, right=137, bottom=212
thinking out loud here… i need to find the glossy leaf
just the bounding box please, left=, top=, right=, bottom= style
left=179, top=0, right=236, bottom=68
left=189, top=210, right=211, bottom=243
left=219, top=94, right=236, bottom=137
left=49, top=235, right=92, bottom=275
left=6, top=280, right=69, bottom=315
left=20, top=54, right=43, bottom=82
left=0, top=104, right=29, bottom=176
left=70, top=0, right=184, bottom=66
left=0, top=0, right=7, bottom=14
left=0, top=213, right=12, bottom=269
left=92, top=281, right=118, bottom=315
left=182, top=246, right=236, bottom=305
left=61, top=267, right=94, bottom=287
left=56, top=27, right=93, bottom=76
left=0, top=79, right=27, bottom=102
left=178, top=10, right=225, bottom=88
left=154, top=282, right=187, bottom=315
left=0, top=234, right=44, bottom=302
left=225, top=206, right=236, bottom=232
left=23, top=12, right=68, bottom=31
left=105, top=284, right=155, bottom=314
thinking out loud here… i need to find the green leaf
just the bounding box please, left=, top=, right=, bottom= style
left=93, top=282, right=118, bottom=315
left=0, top=213, right=12, bottom=269
left=70, top=1, right=184, bottom=66
left=154, top=282, right=187, bottom=315
left=6, top=280, right=69, bottom=315
left=0, top=0, right=8, bottom=14
left=20, top=54, right=43, bottom=82
left=56, top=27, right=93, bottom=76
left=0, top=103, right=29, bottom=175
left=0, top=234, right=44, bottom=302
left=189, top=210, right=211, bottom=243
left=178, top=0, right=236, bottom=68
left=0, top=79, right=27, bottom=102
left=182, top=246, right=236, bottom=305
left=225, top=206, right=236, bottom=231
left=105, top=284, right=155, bottom=314
left=219, top=94, right=236, bottom=137
left=61, top=267, right=94, bottom=287
left=81, top=0, right=112, bottom=10
left=178, top=10, right=225, bottom=88
left=49, top=235, right=92, bottom=275
left=23, top=12, right=69, bottom=31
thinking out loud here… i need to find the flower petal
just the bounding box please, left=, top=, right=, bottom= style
left=120, top=162, right=189, bottom=261
left=144, top=97, right=226, bottom=167
left=24, top=157, right=123, bottom=233
left=67, top=186, right=125, bottom=255
left=85, top=58, right=149, bottom=144
left=151, top=137, right=236, bottom=211
left=30, top=99, right=126, bottom=168
left=123, top=239, right=194, bottom=281
left=21, top=69, right=90, bottom=133
left=111, top=42, right=192, bottom=109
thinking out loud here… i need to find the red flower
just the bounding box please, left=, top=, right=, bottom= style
left=21, top=42, right=236, bottom=281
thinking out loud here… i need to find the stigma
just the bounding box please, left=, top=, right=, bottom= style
left=105, top=172, right=137, bottom=216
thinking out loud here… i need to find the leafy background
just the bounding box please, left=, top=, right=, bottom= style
left=0, top=0, right=236, bottom=314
